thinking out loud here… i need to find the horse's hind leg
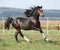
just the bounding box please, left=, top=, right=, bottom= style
left=19, top=31, right=30, bottom=42
left=14, top=31, right=19, bottom=42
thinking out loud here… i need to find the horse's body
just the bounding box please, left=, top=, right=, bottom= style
left=12, top=16, right=40, bottom=30
left=14, top=17, right=36, bottom=30
left=5, top=6, right=49, bottom=42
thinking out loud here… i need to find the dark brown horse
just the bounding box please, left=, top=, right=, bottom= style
left=5, top=6, right=49, bottom=42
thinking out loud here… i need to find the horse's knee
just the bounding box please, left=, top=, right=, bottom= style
left=20, top=33, right=24, bottom=38
left=19, top=32, right=24, bottom=38
left=40, top=30, right=43, bottom=33
left=14, top=32, right=19, bottom=42
left=14, top=32, right=18, bottom=37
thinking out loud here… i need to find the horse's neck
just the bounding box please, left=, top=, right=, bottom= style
left=32, top=11, right=39, bottom=21
left=29, top=15, right=39, bottom=22
left=34, top=15, right=39, bottom=22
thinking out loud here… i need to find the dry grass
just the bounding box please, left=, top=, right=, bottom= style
left=40, top=20, right=60, bottom=30
left=0, top=20, right=60, bottom=30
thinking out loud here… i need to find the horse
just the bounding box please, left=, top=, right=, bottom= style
left=5, top=6, right=49, bottom=42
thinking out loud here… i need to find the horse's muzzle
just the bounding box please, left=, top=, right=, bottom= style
left=42, top=14, right=45, bottom=17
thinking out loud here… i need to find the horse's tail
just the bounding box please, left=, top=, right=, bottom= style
left=4, top=17, right=13, bottom=30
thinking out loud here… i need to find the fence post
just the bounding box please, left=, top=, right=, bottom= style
left=47, top=17, right=48, bottom=34
left=58, top=24, right=60, bottom=30
left=2, top=17, right=4, bottom=34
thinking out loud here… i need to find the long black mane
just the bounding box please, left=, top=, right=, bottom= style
left=25, top=6, right=42, bottom=17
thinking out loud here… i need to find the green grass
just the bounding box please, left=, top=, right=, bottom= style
left=0, top=29, right=60, bottom=50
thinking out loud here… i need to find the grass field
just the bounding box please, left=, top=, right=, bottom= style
left=0, top=29, right=60, bottom=50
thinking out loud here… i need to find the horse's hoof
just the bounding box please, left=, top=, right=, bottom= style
left=27, top=40, right=30, bottom=43
left=48, top=40, right=54, bottom=43
left=44, top=39, right=53, bottom=43
left=16, top=40, right=19, bottom=43
left=26, top=40, right=32, bottom=43
left=29, top=41, right=32, bottom=43
left=44, top=38, right=49, bottom=42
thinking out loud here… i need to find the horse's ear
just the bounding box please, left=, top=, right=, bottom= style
left=41, top=6, right=42, bottom=8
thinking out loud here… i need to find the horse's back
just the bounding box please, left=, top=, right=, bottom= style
left=12, top=17, right=34, bottom=30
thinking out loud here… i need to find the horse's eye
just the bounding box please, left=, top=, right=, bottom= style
left=42, top=10, right=43, bottom=12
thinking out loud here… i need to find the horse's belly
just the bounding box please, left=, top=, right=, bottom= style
left=20, top=23, right=34, bottom=30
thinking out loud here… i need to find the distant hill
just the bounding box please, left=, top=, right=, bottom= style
left=44, top=10, right=60, bottom=17
left=0, top=7, right=26, bottom=18
left=0, top=7, right=60, bottom=20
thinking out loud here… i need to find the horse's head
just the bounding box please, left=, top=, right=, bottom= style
left=4, top=17, right=13, bottom=30
left=35, top=6, right=44, bottom=17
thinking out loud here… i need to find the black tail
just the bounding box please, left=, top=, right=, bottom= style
left=4, top=17, right=13, bottom=30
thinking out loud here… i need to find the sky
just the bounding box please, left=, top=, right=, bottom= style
left=0, top=0, right=60, bottom=9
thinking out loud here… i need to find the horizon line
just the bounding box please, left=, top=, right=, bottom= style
left=0, top=6, right=60, bottom=10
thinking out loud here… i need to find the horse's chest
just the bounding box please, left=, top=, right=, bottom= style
left=30, top=18, right=36, bottom=24
left=31, top=19, right=36, bottom=24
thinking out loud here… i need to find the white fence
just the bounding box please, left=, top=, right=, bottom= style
left=0, top=17, right=60, bottom=34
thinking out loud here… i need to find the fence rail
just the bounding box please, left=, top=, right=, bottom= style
left=0, top=17, right=60, bottom=34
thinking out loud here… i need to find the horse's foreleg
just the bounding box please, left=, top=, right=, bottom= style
left=19, top=31, right=30, bottom=42
left=14, top=31, right=19, bottom=42
left=40, top=28, right=49, bottom=42
left=34, top=27, right=49, bottom=42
